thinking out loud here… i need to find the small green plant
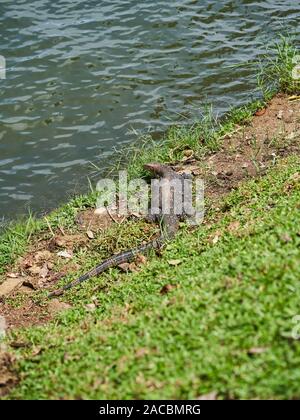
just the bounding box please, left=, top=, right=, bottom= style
left=258, top=35, right=300, bottom=96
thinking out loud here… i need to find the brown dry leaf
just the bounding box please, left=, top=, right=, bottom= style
left=118, top=262, right=130, bottom=272
left=34, top=250, right=52, bottom=262
left=118, top=262, right=138, bottom=272
left=54, top=234, right=85, bottom=248
left=136, top=254, right=147, bottom=265
left=39, top=264, right=49, bottom=279
left=197, top=391, right=218, bottom=400
left=130, top=211, right=143, bottom=218
left=31, top=346, right=43, bottom=357
left=86, top=230, right=94, bottom=239
left=254, top=108, right=266, bottom=116
left=85, top=303, right=97, bottom=312
left=167, top=259, right=182, bottom=266
left=28, top=265, right=43, bottom=276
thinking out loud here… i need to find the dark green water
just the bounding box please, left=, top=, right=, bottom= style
left=0, top=0, right=299, bottom=222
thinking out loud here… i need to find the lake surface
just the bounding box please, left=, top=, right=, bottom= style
left=0, top=0, right=299, bottom=222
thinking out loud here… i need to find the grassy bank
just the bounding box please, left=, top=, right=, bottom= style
left=4, top=154, right=300, bottom=399
left=1, top=37, right=300, bottom=399
left=1, top=36, right=298, bottom=275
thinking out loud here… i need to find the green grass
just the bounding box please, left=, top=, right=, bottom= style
left=1, top=36, right=300, bottom=399
left=258, top=35, right=300, bottom=97
left=4, top=155, right=300, bottom=400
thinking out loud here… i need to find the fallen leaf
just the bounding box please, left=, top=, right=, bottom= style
left=57, top=250, right=73, bottom=259
left=255, top=108, right=266, bottom=116
left=28, top=265, right=43, bottom=276
left=31, top=347, right=43, bottom=357
left=118, top=262, right=130, bottom=272
left=277, top=110, right=284, bottom=119
left=6, top=273, right=19, bottom=279
left=85, top=303, right=96, bottom=312
left=39, top=264, right=49, bottom=279
left=197, top=391, right=218, bottom=400
left=86, top=230, right=94, bottom=239
left=247, top=347, right=267, bottom=355
left=136, top=254, right=147, bottom=265
left=34, top=250, right=52, bottom=262
left=54, top=234, right=85, bottom=248
left=212, top=235, right=220, bottom=245
left=118, top=262, right=138, bottom=272
left=167, top=259, right=182, bottom=266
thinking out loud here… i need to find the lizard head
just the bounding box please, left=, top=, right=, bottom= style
left=144, top=162, right=174, bottom=177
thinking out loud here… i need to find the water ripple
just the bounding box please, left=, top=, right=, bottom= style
left=0, top=0, right=299, bottom=219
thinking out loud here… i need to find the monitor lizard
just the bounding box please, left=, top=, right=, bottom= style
left=48, top=163, right=186, bottom=297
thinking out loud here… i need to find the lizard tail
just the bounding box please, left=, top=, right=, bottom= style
left=48, top=237, right=163, bottom=298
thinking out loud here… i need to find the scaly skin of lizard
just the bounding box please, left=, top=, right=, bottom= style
left=48, top=163, right=184, bottom=298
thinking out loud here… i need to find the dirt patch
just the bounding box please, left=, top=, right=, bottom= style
left=0, top=207, right=131, bottom=331
left=0, top=300, right=52, bottom=330
left=178, top=94, right=300, bottom=202
left=0, top=94, right=299, bottom=333
left=76, top=208, right=124, bottom=232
